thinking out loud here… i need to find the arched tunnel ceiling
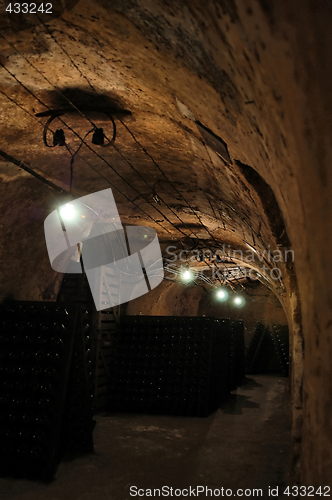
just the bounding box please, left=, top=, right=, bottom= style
left=0, top=0, right=309, bottom=303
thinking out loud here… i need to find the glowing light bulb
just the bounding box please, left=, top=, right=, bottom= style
left=233, top=295, right=245, bottom=307
left=181, top=269, right=193, bottom=282
left=59, top=203, right=76, bottom=221
left=216, top=288, right=229, bottom=301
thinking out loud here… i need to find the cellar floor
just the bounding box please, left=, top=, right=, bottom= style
left=0, top=375, right=291, bottom=500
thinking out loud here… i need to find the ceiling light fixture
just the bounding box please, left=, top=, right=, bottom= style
left=42, top=111, right=116, bottom=149
left=59, top=203, right=76, bottom=221
left=181, top=268, right=193, bottom=282
left=92, top=127, right=105, bottom=146
left=233, top=295, right=245, bottom=307
left=53, top=129, right=66, bottom=147
left=216, top=288, right=229, bottom=302
left=42, top=110, right=116, bottom=193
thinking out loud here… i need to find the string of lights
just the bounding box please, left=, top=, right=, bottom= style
left=163, top=263, right=246, bottom=305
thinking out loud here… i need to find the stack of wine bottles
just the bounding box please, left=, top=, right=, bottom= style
left=246, top=322, right=289, bottom=375
left=109, top=316, right=244, bottom=417
left=229, top=320, right=245, bottom=390
left=0, top=302, right=94, bottom=481
left=272, top=324, right=289, bottom=376
left=58, top=308, right=95, bottom=458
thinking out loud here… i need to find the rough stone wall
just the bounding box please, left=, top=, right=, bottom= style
left=126, top=280, right=205, bottom=318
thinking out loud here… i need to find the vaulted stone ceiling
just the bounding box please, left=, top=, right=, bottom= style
left=0, top=0, right=332, bottom=486
left=0, top=0, right=298, bottom=303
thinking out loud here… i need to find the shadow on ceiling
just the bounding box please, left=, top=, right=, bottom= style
left=36, top=87, right=132, bottom=118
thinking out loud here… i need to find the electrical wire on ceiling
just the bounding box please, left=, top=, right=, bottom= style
left=0, top=58, right=191, bottom=246
left=0, top=33, right=101, bottom=133
left=43, top=110, right=114, bottom=193
left=0, top=80, right=99, bottom=194
left=33, top=21, right=203, bottom=242
left=0, top=27, right=267, bottom=290
left=116, top=118, right=247, bottom=289
left=0, top=56, right=198, bottom=244
left=27, top=20, right=247, bottom=287
left=119, top=93, right=253, bottom=285
left=17, top=19, right=228, bottom=251
left=153, top=176, right=247, bottom=285
left=0, top=86, right=119, bottom=199
left=164, top=263, right=250, bottom=290
left=202, top=143, right=261, bottom=282
left=0, top=64, right=209, bottom=260
left=163, top=264, right=216, bottom=288
left=0, top=37, right=217, bottom=254
left=30, top=16, right=264, bottom=280
left=0, top=46, right=232, bottom=287
left=0, top=148, right=69, bottom=194
left=0, top=83, right=187, bottom=248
